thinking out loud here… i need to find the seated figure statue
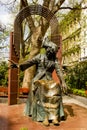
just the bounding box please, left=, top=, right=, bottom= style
left=9, top=38, right=67, bottom=126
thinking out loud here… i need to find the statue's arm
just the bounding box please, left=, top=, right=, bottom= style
left=20, top=58, right=38, bottom=71
left=55, top=59, right=63, bottom=82
left=9, top=54, right=39, bottom=71
left=55, top=59, right=67, bottom=93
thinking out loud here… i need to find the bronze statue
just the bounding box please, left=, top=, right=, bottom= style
left=9, top=38, right=67, bottom=126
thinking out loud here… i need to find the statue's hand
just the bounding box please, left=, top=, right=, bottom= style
left=8, top=60, right=19, bottom=69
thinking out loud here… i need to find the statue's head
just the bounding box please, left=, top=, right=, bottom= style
left=42, top=37, right=58, bottom=52
left=42, top=37, right=58, bottom=59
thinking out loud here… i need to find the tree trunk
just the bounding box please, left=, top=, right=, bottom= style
left=22, top=26, right=42, bottom=89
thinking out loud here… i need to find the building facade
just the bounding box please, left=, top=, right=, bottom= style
left=59, top=2, right=87, bottom=67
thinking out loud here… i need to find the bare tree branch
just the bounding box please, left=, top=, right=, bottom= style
left=59, top=6, right=87, bottom=10
left=40, top=0, right=66, bottom=37
left=0, top=22, right=6, bottom=32
left=20, top=0, right=28, bottom=10
left=0, top=46, right=8, bottom=49
left=43, top=0, right=50, bottom=8
left=0, top=0, right=16, bottom=6
left=39, top=0, right=51, bottom=37
left=20, top=0, right=36, bottom=57
left=49, top=0, right=55, bottom=11
left=52, top=0, right=65, bottom=14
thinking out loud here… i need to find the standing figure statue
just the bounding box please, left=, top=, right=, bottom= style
left=9, top=38, right=67, bottom=126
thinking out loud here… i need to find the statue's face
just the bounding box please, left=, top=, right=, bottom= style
left=46, top=47, right=56, bottom=59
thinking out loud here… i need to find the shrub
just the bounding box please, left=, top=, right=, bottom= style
left=70, top=88, right=87, bottom=97
left=19, top=71, right=24, bottom=87
left=0, top=61, right=8, bottom=86
left=65, top=61, right=87, bottom=90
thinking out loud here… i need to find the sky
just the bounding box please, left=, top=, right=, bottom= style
left=0, top=1, right=13, bottom=62
left=0, top=6, right=12, bottom=25
left=0, top=0, right=43, bottom=26
left=0, top=13, right=11, bottom=25
left=0, top=0, right=16, bottom=26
